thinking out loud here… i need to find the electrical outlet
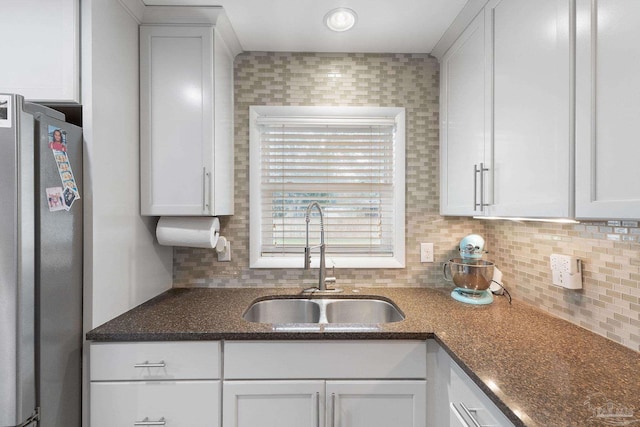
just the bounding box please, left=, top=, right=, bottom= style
left=550, top=254, right=582, bottom=289
left=420, top=243, right=434, bottom=263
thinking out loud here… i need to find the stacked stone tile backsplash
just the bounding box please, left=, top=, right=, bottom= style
left=173, top=52, right=640, bottom=351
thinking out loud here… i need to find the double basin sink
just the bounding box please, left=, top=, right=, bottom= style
left=243, top=296, right=405, bottom=325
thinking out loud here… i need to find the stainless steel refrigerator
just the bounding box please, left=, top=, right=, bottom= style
left=0, top=94, right=82, bottom=427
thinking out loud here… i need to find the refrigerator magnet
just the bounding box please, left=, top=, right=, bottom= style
left=62, top=187, right=78, bottom=211
left=0, top=94, right=11, bottom=128
left=48, top=126, right=67, bottom=152
left=48, top=125, right=81, bottom=201
left=46, top=187, right=66, bottom=212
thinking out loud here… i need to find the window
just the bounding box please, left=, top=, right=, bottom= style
left=250, top=106, right=405, bottom=268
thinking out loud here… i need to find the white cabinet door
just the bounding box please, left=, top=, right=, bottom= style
left=0, top=0, right=79, bottom=102
left=440, top=10, right=490, bottom=216
left=90, top=381, right=220, bottom=426
left=575, top=0, right=640, bottom=219
left=223, top=381, right=324, bottom=427
left=486, top=0, right=573, bottom=218
left=140, top=25, right=234, bottom=216
left=327, top=381, right=427, bottom=427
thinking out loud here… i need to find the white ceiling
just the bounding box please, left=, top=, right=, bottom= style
left=142, top=0, right=468, bottom=54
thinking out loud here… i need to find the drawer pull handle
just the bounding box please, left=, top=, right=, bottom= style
left=459, top=402, right=482, bottom=427
left=331, top=393, right=336, bottom=427
left=134, top=361, right=166, bottom=368
left=134, top=417, right=166, bottom=426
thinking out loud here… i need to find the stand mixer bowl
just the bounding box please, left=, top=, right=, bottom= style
left=443, top=258, right=495, bottom=291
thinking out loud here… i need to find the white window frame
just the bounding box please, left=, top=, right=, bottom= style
left=249, top=105, right=405, bottom=269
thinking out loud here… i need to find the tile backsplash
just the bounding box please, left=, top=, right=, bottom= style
left=173, top=52, right=640, bottom=351
left=485, top=220, right=640, bottom=351
left=174, top=52, right=476, bottom=288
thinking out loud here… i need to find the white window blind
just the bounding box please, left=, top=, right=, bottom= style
left=250, top=106, right=405, bottom=269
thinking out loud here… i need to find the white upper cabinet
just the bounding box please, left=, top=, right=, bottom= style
left=440, top=0, right=575, bottom=219
left=440, top=10, right=490, bottom=216
left=486, top=0, right=573, bottom=218
left=575, top=0, right=640, bottom=219
left=140, top=15, right=237, bottom=216
left=0, top=0, right=79, bottom=102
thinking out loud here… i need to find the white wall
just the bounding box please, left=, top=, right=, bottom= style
left=81, top=0, right=172, bottom=330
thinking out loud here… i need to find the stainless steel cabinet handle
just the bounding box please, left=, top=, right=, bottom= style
left=134, top=417, right=166, bottom=426
left=202, top=167, right=209, bottom=213
left=315, top=392, right=320, bottom=427
left=479, top=162, right=489, bottom=212
left=459, top=402, right=482, bottom=427
left=450, top=402, right=470, bottom=427
left=474, top=162, right=490, bottom=212
left=133, top=361, right=166, bottom=368
left=331, top=393, right=336, bottom=427
left=473, top=164, right=478, bottom=210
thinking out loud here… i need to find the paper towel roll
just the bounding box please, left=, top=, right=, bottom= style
left=156, top=217, right=220, bottom=248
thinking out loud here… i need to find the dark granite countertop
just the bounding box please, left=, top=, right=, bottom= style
left=87, top=287, right=640, bottom=427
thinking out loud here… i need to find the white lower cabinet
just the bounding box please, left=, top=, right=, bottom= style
left=89, top=339, right=517, bottom=427
left=448, top=362, right=513, bottom=427
left=91, top=381, right=220, bottom=426
left=223, top=341, right=427, bottom=427
left=223, top=380, right=426, bottom=427
left=223, top=381, right=323, bottom=427
left=328, top=381, right=426, bottom=427
left=428, top=341, right=514, bottom=427
left=89, top=341, right=221, bottom=426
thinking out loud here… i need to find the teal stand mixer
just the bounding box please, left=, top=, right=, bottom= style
left=443, top=234, right=496, bottom=305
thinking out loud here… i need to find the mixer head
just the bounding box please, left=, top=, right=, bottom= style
left=459, top=234, right=485, bottom=259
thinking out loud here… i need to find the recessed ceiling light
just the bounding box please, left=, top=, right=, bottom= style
left=324, top=8, right=358, bottom=32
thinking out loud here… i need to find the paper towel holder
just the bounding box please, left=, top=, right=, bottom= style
left=215, top=236, right=231, bottom=262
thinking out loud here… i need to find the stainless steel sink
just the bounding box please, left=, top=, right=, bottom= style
left=324, top=299, right=404, bottom=323
left=242, top=297, right=405, bottom=324
left=243, top=299, right=321, bottom=324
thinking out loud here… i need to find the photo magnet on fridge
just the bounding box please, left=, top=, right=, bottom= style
left=46, top=187, right=66, bottom=212
left=48, top=124, right=81, bottom=207
left=0, top=94, right=11, bottom=127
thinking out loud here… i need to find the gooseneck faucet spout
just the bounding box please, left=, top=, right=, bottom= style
left=304, top=201, right=339, bottom=292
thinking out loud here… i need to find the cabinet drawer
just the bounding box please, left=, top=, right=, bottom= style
left=224, top=341, right=426, bottom=379
left=90, top=341, right=220, bottom=381
left=449, top=362, right=514, bottom=427
left=90, top=380, right=220, bottom=426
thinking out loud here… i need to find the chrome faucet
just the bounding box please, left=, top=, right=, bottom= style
left=304, top=201, right=339, bottom=292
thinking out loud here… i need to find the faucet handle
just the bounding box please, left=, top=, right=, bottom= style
left=304, top=247, right=311, bottom=269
